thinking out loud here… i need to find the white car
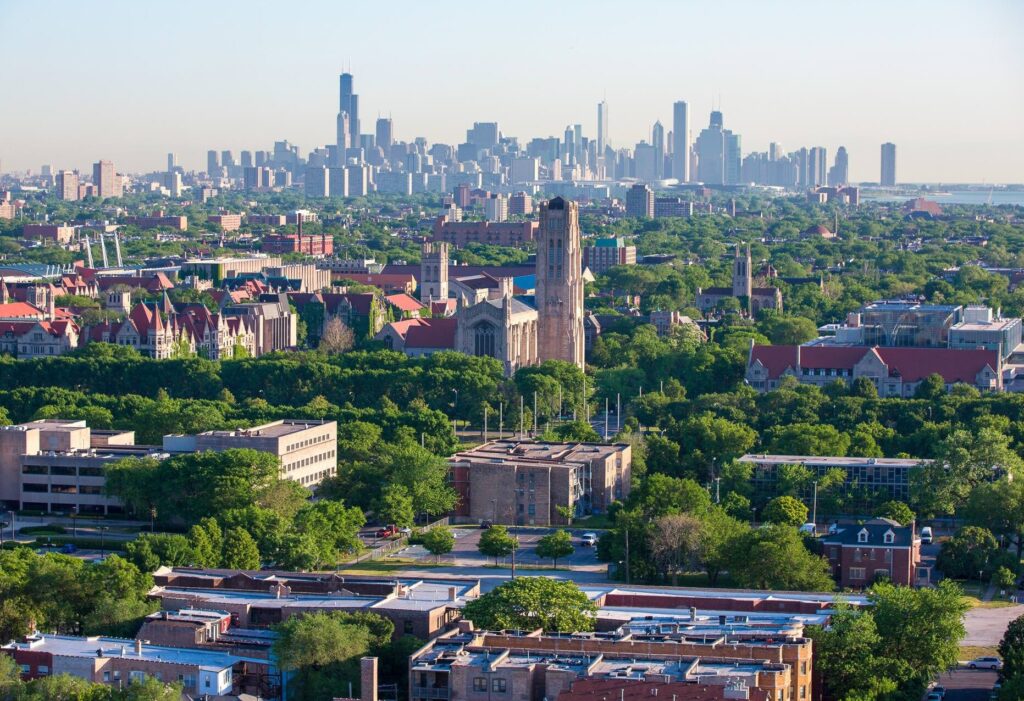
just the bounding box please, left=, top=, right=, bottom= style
left=798, top=522, right=816, bottom=535
left=920, top=526, right=933, bottom=544
left=967, top=656, right=1002, bottom=670
left=580, top=532, right=598, bottom=546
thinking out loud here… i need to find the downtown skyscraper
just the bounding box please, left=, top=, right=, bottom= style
left=672, top=101, right=690, bottom=182
left=338, top=72, right=359, bottom=151
left=880, top=142, right=897, bottom=186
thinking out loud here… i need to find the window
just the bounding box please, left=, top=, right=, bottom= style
left=857, top=529, right=868, bottom=543
left=103, top=672, right=110, bottom=682
left=473, top=678, right=487, bottom=692
left=883, top=531, right=895, bottom=544
left=37, top=665, right=48, bottom=675
left=492, top=679, right=507, bottom=693
left=885, top=549, right=893, bottom=563
left=130, top=671, right=145, bottom=683
left=849, top=567, right=866, bottom=580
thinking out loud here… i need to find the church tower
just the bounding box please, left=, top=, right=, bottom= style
left=419, top=241, right=449, bottom=304
left=732, top=243, right=752, bottom=299
left=536, top=197, right=584, bottom=369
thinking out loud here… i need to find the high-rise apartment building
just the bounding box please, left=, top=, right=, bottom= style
left=166, top=153, right=176, bottom=172
left=92, top=160, right=116, bottom=198
left=672, top=100, right=690, bottom=182
left=808, top=147, right=827, bottom=188
left=56, top=170, right=79, bottom=201
left=305, top=166, right=329, bottom=197
left=625, top=183, right=655, bottom=218
left=536, top=197, right=584, bottom=369
left=880, top=142, right=897, bottom=186
left=339, top=72, right=359, bottom=149
left=651, top=121, right=665, bottom=179
left=828, top=146, right=849, bottom=186
left=375, top=117, right=393, bottom=149
left=510, top=157, right=539, bottom=184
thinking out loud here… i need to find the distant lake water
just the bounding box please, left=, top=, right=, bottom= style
left=862, top=190, right=1024, bottom=206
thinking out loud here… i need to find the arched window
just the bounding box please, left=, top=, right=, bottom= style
left=474, top=321, right=497, bottom=358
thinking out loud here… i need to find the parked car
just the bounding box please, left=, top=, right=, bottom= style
left=798, top=522, right=816, bottom=535
left=967, top=656, right=1002, bottom=670
left=399, top=527, right=413, bottom=536
left=580, top=532, right=598, bottom=546
left=58, top=543, right=77, bottom=554
left=926, top=694, right=942, bottom=701
left=920, top=526, right=933, bottom=544
left=479, top=520, right=492, bottom=529
left=374, top=525, right=397, bottom=538
left=828, top=522, right=840, bottom=535
left=930, top=685, right=946, bottom=698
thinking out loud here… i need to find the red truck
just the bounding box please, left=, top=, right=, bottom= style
left=375, top=524, right=397, bottom=538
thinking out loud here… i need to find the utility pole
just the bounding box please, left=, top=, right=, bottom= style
left=583, top=375, right=589, bottom=422
left=484, top=406, right=488, bottom=443
left=715, top=477, right=721, bottom=504
left=533, top=391, right=537, bottom=435
left=812, top=480, right=819, bottom=525
left=624, top=527, right=630, bottom=585
left=604, top=397, right=609, bottom=440
left=616, top=392, right=620, bottom=433
left=520, top=395, right=524, bottom=438
left=511, top=536, right=517, bottom=579
left=558, top=384, right=562, bottom=419
left=499, top=402, right=503, bottom=438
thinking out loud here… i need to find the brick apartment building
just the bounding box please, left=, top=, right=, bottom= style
left=2, top=634, right=248, bottom=697
left=432, top=217, right=538, bottom=248
left=820, top=518, right=924, bottom=588
left=125, top=215, right=188, bottom=231
left=582, top=238, right=637, bottom=275
left=448, top=440, right=631, bottom=526
left=262, top=233, right=334, bottom=256
left=410, top=623, right=795, bottom=701
left=22, top=224, right=76, bottom=244
left=208, top=214, right=243, bottom=232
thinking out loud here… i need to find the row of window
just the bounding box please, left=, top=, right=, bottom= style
left=23, top=483, right=103, bottom=495
left=297, top=468, right=334, bottom=486
left=22, top=465, right=104, bottom=477
left=283, top=450, right=335, bottom=473
left=285, top=432, right=333, bottom=452
left=473, top=678, right=507, bottom=693
left=848, top=567, right=891, bottom=580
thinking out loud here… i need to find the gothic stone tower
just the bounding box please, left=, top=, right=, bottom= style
left=536, top=197, right=584, bottom=369
left=732, top=243, right=752, bottom=299
left=419, top=241, right=449, bottom=304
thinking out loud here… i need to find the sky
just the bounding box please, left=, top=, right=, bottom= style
left=1, top=0, right=1022, bottom=183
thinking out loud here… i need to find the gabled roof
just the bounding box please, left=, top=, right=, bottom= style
left=404, top=318, right=457, bottom=349
left=384, top=293, right=425, bottom=313
left=822, top=518, right=914, bottom=547
left=749, top=344, right=999, bottom=384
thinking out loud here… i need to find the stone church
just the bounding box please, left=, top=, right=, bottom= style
left=695, top=244, right=783, bottom=315
left=377, top=197, right=585, bottom=375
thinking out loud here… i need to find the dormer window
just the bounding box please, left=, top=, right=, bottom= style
left=883, top=530, right=895, bottom=544
left=857, top=529, right=869, bottom=543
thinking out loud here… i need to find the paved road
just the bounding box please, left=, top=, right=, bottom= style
left=964, top=603, right=1024, bottom=646
left=934, top=668, right=999, bottom=701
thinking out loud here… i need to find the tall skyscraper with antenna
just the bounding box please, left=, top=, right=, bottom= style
left=597, top=100, right=608, bottom=153
left=339, top=72, right=359, bottom=150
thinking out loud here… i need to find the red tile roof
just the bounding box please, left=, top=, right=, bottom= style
left=384, top=293, right=425, bottom=313
left=750, top=344, right=999, bottom=384
left=0, top=302, right=43, bottom=319
left=403, top=317, right=457, bottom=349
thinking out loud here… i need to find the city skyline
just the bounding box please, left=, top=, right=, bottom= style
left=1, top=0, right=1022, bottom=183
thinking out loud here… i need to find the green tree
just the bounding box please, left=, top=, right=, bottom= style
left=874, top=501, right=915, bottom=526
left=724, top=524, right=834, bottom=591
left=376, top=484, right=415, bottom=528
left=221, top=528, right=261, bottom=569
left=806, top=603, right=898, bottom=701
left=994, top=566, right=1017, bottom=592
left=937, top=526, right=1003, bottom=580
left=914, top=373, right=947, bottom=400
left=535, top=530, right=575, bottom=569
left=461, top=577, right=597, bottom=632
left=478, top=525, right=518, bottom=565
left=998, top=614, right=1024, bottom=681
left=421, top=526, right=455, bottom=563
left=763, top=496, right=809, bottom=526
left=767, top=422, right=850, bottom=456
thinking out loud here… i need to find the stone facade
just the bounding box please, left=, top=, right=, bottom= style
left=535, top=197, right=584, bottom=369
left=454, top=296, right=538, bottom=376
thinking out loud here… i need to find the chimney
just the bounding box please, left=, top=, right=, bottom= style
left=360, top=657, right=378, bottom=701
left=134, top=639, right=143, bottom=656
left=448, top=586, right=458, bottom=602
left=688, top=607, right=697, bottom=622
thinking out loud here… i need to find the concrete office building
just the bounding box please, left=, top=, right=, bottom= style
left=448, top=440, right=631, bottom=526
left=180, top=255, right=283, bottom=282
left=880, top=142, right=896, bottom=186
left=163, top=419, right=336, bottom=488
left=305, top=166, right=329, bottom=197
left=511, top=157, right=540, bottom=184
left=536, top=198, right=584, bottom=368
left=672, top=100, right=690, bottom=182
left=376, top=117, right=393, bottom=149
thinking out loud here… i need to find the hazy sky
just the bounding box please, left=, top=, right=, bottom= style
left=2, top=0, right=1022, bottom=183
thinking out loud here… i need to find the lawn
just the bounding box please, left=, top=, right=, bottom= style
left=959, top=645, right=1000, bottom=661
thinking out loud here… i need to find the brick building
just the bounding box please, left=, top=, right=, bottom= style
left=582, top=238, right=637, bottom=275
left=448, top=440, right=631, bottom=526
left=208, top=214, right=243, bottom=232
left=22, top=224, right=76, bottom=244
left=262, top=232, right=334, bottom=256
left=820, top=518, right=924, bottom=588
left=432, top=217, right=538, bottom=248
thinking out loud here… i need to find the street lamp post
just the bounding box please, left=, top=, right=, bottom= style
left=452, top=390, right=459, bottom=435
left=812, top=481, right=819, bottom=525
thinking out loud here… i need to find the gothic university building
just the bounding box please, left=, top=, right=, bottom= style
left=376, top=197, right=585, bottom=374
left=695, top=244, right=783, bottom=314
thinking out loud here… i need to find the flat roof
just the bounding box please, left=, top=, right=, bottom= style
left=738, top=454, right=923, bottom=467
left=3, top=634, right=259, bottom=671
left=193, top=419, right=334, bottom=440
left=952, top=319, right=1019, bottom=331
left=452, top=440, right=628, bottom=467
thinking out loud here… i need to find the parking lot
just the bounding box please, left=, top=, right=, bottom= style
left=932, top=668, right=999, bottom=701
left=391, top=526, right=606, bottom=570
